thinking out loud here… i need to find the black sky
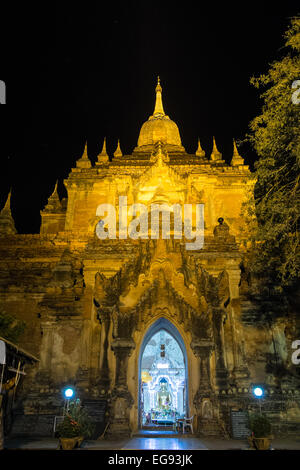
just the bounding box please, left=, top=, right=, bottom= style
left=0, top=5, right=299, bottom=233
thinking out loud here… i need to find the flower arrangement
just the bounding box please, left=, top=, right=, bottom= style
left=56, top=414, right=81, bottom=438
left=57, top=399, right=95, bottom=439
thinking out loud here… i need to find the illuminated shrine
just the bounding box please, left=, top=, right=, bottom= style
left=141, top=330, right=185, bottom=425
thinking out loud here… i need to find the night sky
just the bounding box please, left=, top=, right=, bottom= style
left=0, top=5, right=298, bottom=233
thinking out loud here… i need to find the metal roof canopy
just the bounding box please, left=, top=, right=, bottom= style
left=0, top=336, right=39, bottom=364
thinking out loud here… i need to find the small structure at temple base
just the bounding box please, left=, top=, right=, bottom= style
left=0, top=337, right=39, bottom=449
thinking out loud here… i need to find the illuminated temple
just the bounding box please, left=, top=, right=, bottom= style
left=0, top=79, right=299, bottom=438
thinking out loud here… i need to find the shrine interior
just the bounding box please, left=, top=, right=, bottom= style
left=140, top=329, right=186, bottom=428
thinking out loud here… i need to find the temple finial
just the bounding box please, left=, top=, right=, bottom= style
left=210, top=136, right=223, bottom=161
left=82, top=142, right=88, bottom=159
left=100, top=137, right=107, bottom=156
left=113, top=139, right=123, bottom=157
left=230, top=139, right=244, bottom=166
left=212, top=137, right=219, bottom=153
left=53, top=180, right=59, bottom=197
left=43, top=180, right=61, bottom=212
left=96, top=137, right=109, bottom=164
left=2, top=189, right=12, bottom=212
left=195, top=138, right=206, bottom=157
left=0, top=189, right=17, bottom=235
left=76, top=141, right=92, bottom=168
left=153, top=76, right=165, bottom=116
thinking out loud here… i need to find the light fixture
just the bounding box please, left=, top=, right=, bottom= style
left=63, top=386, right=75, bottom=399
left=252, top=386, right=264, bottom=398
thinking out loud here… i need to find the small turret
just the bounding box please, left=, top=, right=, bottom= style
left=40, top=181, right=66, bottom=234
left=210, top=137, right=223, bottom=162
left=76, top=142, right=92, bottom=169
left=230, top=139, right=245, bottom=166
left=113, top=139, right=123, bottom=157
left=43, top=181, right=61, bottom=213
left=195, top=138, right=206, bottom=157
left=0, top=190, right=17, bottom=235
left=96, top=137, right=109, bottom=164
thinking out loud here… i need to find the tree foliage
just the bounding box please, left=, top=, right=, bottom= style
left=247, top=17, right=300, bottom=290
left=0, top=311, right=26, bottom=344
left=249, top=413, right=272, bottom=438
left=56, top=414, right=81, bottom=438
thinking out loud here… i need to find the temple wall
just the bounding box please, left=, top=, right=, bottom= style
left=62, top=169, right=253, bottom=242
left=0, top=237, right=299, bottom=437
left=40, top=214, right=66, bottom=235
left=0, top=293, right=42, bottom=358
left=0, top=140, right=299, bottom=439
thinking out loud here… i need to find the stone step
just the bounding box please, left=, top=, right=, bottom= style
left=134, top=430, right=178, bottom=437
left=141, top=426, right=174, bottom=431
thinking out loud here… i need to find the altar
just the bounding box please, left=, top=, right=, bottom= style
left=151, top=418, right=174, bottom=426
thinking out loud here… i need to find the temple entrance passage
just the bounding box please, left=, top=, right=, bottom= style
left=138, top=319, right=188, bottom=429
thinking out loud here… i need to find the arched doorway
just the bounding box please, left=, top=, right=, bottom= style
left=138, top=318, right=188, bottom=429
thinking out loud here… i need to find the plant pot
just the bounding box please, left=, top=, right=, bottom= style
left=252, top=437, right=271, bottom=450
left=59, top=437, right=80, bottom=450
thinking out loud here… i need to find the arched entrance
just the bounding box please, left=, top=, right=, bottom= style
left=138, top=318, right=188, bottom=429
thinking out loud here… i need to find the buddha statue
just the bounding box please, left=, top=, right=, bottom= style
left=213, top=217, right=235, bottom=243
left=156, top=380, right=172, bottom=409
left=213, top=217, right=229, bottom=237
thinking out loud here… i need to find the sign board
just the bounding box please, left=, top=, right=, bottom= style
left=231, top=410, right=250, bottom=439
left=83, top=400, right=107, bottom=421
left=53, top=415, right=64, bottom=435
left=82, top=400, right=107, bottom=438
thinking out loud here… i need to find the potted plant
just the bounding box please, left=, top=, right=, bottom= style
left=56, top=414, right=82, bottom=450
left=57, top=400, right=95, bottom=450
left=67, top=400, right=95, bottom=444
left=248, top=413, right=272, bottom=450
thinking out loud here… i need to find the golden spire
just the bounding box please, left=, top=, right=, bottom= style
left=43, top=180, right=61, bottom=212
left=77, top=141, right=92, bottom=168
left=82, top=142, right=88, bottom=159
left=230, top=139, right=244, bottom=166
left=210, top=136, right=222, bottom=161
left=113, top=139, right=123, bottom=157
left=1, top=190, right=12, bottom=213
left=50, top=180, right=59, bottom=198
left=153, top=76, right=165, bottom=116
left=99, top=137, right=108, bottom=156
left=96, top=137, right=109, bottom=164
left=0, top=189, right=17, bottom=235
left=195, top=138, right=206, bottom=157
